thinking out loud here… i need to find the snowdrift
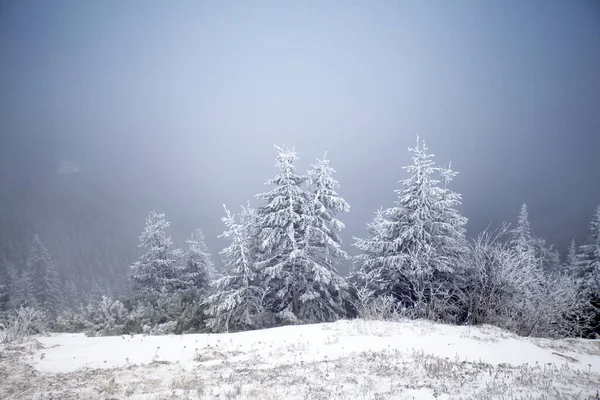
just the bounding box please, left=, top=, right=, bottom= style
left=2, top=319, right=600, bottom=399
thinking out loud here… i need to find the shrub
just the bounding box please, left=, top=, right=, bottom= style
left=84, top=296, right=129, bottom=336
left=0, top=306, right=43, bottom=343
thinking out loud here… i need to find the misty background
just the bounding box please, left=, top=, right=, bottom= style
left=1, top=0, right=599, bottom=293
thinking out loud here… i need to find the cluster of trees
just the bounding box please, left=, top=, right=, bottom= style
left=0, top=235, right=62, bottom=313
left=118, top=146, right=352, bottom=334
left=1, top=138, right=599, bottom=339
left=0, top=177, right=138, bottom=302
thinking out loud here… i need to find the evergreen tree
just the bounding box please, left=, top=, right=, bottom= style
left=7, top=261, right=33, bottom=309
left=565, top=239, right=578, bottom=275
left=511, top=204, right=534, bottom=257
left=181, top=229, right=214, bottom=293
left=205, top=205, right=264, bottom=332
left=300, top=153, right=352, bottom=322
left=351, top=208, right=389, bottom=289
left=130, top=211, right=183, bottom=298
left=509, top=204, right=543, bottom=279
left=577, top=205, right=600, bottom=292
left=435, top=162, right=468, bottom=272
left=63, top=279, right=81, bottom=310
left=254, top=146, right=311, bottom=318
left=510, top=205, right=560, bottom=274
left=532, top=237, right=561, bottom=274
left=241, top=201, right=261, bottom=264
left=26, top=235, right=61, bottom=312
left=353, top=136, right=467, bottom=319
left=348, top=208, right=390, bottom=314
left=0, top=262, right=9, bottom=310
left=306, top=153, right=350, bottom=267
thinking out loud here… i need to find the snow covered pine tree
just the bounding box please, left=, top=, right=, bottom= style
left=576, top=205, right=600, bottom=336
left=204, top=205, right=264, bottom=332
left=129, top=211, right=183, bottom=300
left=181, top=229, right=214, bottom=294
left=26, top=235, right=61, bottom=313
left=253, top=146, right=351, bottom=324
left=353, top=135, right=467, bottom=320
left=253, top=146, right=310, bottom=323
left=301, top=152, right=351, bottom=322
left=577, top=205, right=600, bottom=293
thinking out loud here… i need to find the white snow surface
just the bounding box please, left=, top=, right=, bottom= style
left=2, top=319, right=600, bottom=399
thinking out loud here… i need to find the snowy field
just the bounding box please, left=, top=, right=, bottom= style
left=1, top=319, right=600, bottom=399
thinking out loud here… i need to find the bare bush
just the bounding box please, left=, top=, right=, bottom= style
left=460, top=225, right=593, bottom=338
left=0, top=307, right=39, bottom=343
left=351, top=276, right=403, bottom=321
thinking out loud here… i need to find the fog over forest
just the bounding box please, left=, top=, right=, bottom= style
left=1, top=0, right=599, bottom=298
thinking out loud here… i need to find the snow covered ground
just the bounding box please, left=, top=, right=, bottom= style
left=1, top=319, right=600, bottom=399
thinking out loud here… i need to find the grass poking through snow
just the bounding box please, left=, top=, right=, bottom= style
left=1, top=319, right=599, bottom=399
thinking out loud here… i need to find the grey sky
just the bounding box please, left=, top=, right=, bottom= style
left=1, top=0, right=599, bottom=267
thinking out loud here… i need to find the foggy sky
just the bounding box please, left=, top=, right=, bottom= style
left=1, top=0, right=600, bottom=267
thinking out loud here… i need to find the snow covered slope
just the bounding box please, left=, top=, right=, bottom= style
left=2, top=319, right=600, bottom=399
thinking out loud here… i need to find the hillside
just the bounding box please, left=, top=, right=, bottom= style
left=1, top=319, right=600, bottom=399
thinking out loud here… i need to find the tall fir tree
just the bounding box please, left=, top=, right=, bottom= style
left=510, top=203, right=543, bottom=277
left=435, top=162, right=468, bottom=271
left=532, top=237, right=561, bottom=274
left=130, top=211, right=183, bottom=299
left=181, top=229, right=214, bottom=293
left=565, top=239, right=578, bottom=275
left=254, top=146, right=311, bottom=318
left=511, top=204, right=533, bottom=256
left=300, top=153, right=352, bottom=322
left=351, top=208, right=391, bottom=298
left=306, top=153, right=350, bottom=266
left=7, top=261, right=33, bottom=309
left=577, top=205, right=600, bottom=292
left=26, top=235, right=61, bottom=312
left=353, top=136, right=467, bottom=316
left=510, top=204, right=560, bottom=274
left=205, top=205, right=264, bottom=332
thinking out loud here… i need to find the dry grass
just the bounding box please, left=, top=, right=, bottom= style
left=1, top=325, right=599, bottom=400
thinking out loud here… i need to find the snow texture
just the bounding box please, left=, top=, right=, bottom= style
left=2, top=319, right=600, bottom=399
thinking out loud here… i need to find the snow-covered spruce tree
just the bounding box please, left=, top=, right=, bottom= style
left=241, top=201, right=261, bottom=264
left=508, top=205, right=564, bottom=297
left=508, top=204, right=546, bottom=284
left=181, top=229, right=214, bottom=293
left=253, top=146, right=310, bottom=322
left=436, top=163, right=468, bottom=267
left=62, top=279, right=81, bottom=310
left=306, top=153, right=350, bottom=264
left=511, top=204, right=532, bottom=250
left=353, top=136, right=467, bottom=321
left=509, top=203, right=560, bottom=273
left=166, top=228, right=216, bottom=333
left=0, top=275, right=8, bottom=311
left=530, top=235, right=561, bottom=275
left=0, top=253, right=9, bottom=310
left=565, top=239, right=578, bottom=275
left=130, top=211, right=183, bottom=299
left=204, top=205, right=264, bottom=332
left=576, top=205, right=600, bottom=292
left=7, top=262, right=34, bottom=309
left=26, top=235, right=61, bottom=313
left=297, top=153, right=352, bottom=322
left=576, top=205, right=600, bottom=337
left=349, top=208, right=392, bottom=316
left=510, top=204, right=537, bottom=265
